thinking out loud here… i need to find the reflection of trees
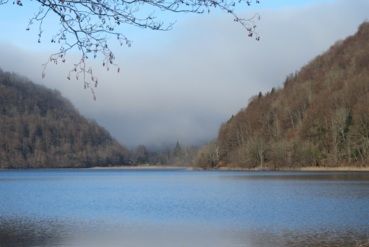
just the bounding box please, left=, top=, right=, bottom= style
left=0, top=217, right=64, bottom=247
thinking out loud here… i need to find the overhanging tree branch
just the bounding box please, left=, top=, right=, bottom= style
left=1, top=0, right=261, bottom=98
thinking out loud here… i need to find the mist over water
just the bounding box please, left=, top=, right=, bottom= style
left=1, top=169, right=369, bottom=246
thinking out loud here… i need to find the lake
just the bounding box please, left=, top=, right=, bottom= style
left=0, top=169, right=368, bottom=246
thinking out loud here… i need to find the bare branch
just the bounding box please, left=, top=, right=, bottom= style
left=3, top=0, right=261, bottom=97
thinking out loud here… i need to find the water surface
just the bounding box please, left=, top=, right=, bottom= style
left=0, top=169, right=368, bottom=246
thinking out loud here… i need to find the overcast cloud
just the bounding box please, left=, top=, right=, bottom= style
left=0, top=0, right=368, bottom=148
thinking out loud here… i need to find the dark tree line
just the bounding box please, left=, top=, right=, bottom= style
left=196, top=22, right=369, bottom=169
left=130, top=141, right=198, bottom=166
left=0, top=69, right=129, bottom=168
left=0, top=68, right=200, bottom=168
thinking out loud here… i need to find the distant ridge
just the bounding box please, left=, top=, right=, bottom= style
left=197, top=22, right=369, bottom=168
left=0, top=70, right=129, bottom=168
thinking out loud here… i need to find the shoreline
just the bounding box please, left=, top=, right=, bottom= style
left=280, top=166, right=369, bottom=172
left=91, top=165, right=369, bottom=172
left=0, top=165, right=189, bottom=171
left=1, top=165, right=369, bottom=172
left=89, top=165, right=189, bottom=170
left=212, top=166, right=369, bottom=172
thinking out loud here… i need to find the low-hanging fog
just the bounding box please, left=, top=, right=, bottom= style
left=0, top=0, right=368, bottom=147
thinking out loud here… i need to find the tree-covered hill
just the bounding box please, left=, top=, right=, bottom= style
left=0, top=70, right=129, bottom=168
left=197, top=22, right=369, bottom=169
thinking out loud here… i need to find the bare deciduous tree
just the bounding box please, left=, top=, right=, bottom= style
left=0, top=0, right=261, bottom=96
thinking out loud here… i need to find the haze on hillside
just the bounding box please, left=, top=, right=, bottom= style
left=0, top=0, right=368, bottom=148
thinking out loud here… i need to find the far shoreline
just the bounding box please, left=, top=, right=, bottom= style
left=90, top=165, right=369, bottom=172
left=1, top=165, right=369, bottom=172
left=212, top=166, right=369, bottom=172
left=89, top=165, right=189, bottom=170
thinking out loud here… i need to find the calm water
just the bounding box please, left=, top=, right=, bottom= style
left=0, top=169, right=369, bottom=246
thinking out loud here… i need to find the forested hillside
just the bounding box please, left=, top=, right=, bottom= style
left=197, top=22, right=369, bottom=168
left=0, top=70, right=129, bottom=168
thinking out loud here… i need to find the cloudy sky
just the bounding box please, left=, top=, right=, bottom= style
left=0, top=0, right=368, bottom=148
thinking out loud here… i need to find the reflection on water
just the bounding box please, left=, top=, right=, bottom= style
left=0, top=170, right=368, bottom=246
left=0, top=217, right=64, bottom=247
left=1, top=217, right=369, bottom=247
left=244, top=229, right=369, bottom=247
